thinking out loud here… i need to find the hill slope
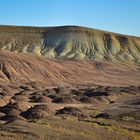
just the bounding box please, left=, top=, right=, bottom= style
left=0, top=25, right=140, bottom=64
left=0, top=51, right=140, bottom=86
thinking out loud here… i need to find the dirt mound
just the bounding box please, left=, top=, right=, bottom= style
left=80, top=97, right=100, bottom=104
left=85, top=91, right=109, bottom=97
left=4, top=102, right=29, bottom=111
left=21, top=105, right=52, bottom=119
left=93, top=113, right=112, bottom=119
left=0, top=108, right=20, bottom=116
left=0, top=112, right=5, bottom=118
left=0, top=102, right=27, bottom=122
left=11, top=95, right=29, bottom=102
left=30, top=95, right=49, bottom=103
left=53, top=96, right=77, bottom=104
left=0, top=101, right=29, bottom=115
left=0, top=114, right=26, bottom=122
left=56, top=107, right=86, bottom=118
left=54, top=86, right=68, bottom=94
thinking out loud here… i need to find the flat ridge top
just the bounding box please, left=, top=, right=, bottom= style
left=0, top=25, right=139, bottom=38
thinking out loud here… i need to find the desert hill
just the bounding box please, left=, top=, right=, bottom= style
left=0, top=26, right=140, bottom=140
left=0, top=25, right=140, bottom=64
left=0, top=51, right=140, bottom=86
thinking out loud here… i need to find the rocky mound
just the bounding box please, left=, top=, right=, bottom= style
left=21, top=105, right=52, bottom=119
left=56, top=107, right=86, bottom=118
left=93, top=113, right=112, bottom=119
left=11, top=95, right=29, bottom=102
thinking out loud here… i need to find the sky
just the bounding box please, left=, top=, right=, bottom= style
left=0, top=0, right=140, bottom=36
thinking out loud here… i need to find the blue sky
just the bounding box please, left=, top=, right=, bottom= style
left=0, top=0, right=140, bottom=36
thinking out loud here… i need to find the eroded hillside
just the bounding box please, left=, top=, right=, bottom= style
left=0, top=51, right=140, bottom=86
left=0, top=25, right=140, bottom=64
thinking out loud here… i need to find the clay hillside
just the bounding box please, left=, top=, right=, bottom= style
left=0, top=50, right=140, bottom=86
left=0, top=25, right=140, bottom=63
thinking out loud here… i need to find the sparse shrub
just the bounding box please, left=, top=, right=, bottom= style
left=120, top=115, right=134, bottom=121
